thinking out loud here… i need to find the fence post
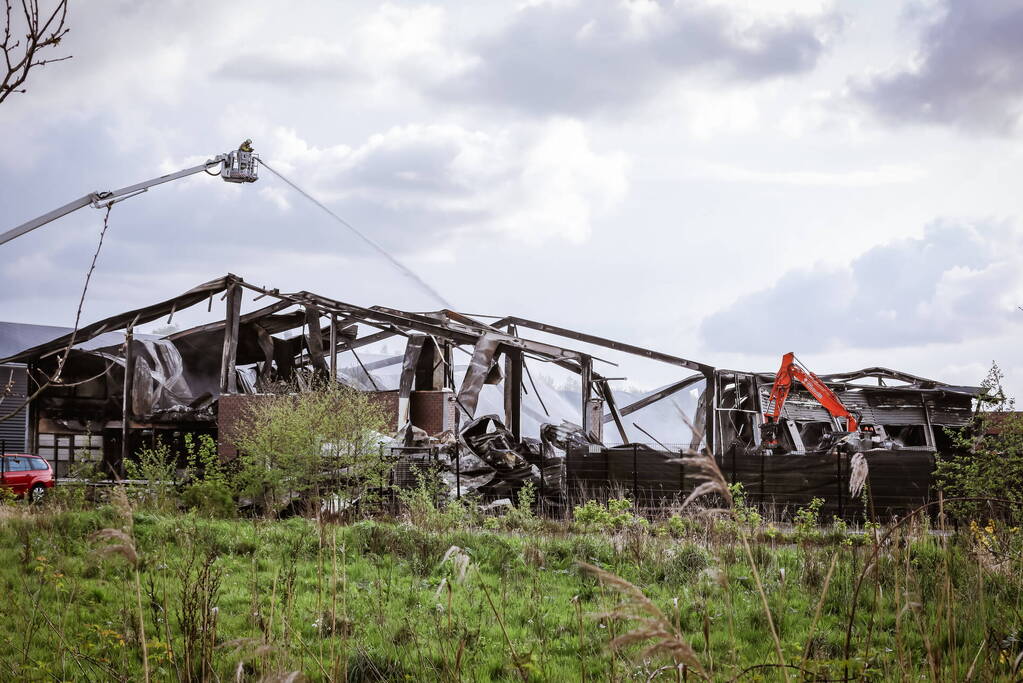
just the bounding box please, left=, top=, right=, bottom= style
left=539, top=457, right=545, bottom=518
left=836, top=450, right=844, bottom=519
left=433, top=446, right=440, bottom=510
left=759, top=448, right=766, bottom=509
left=455, top=441, right=461, bottom=500
left=679, top=448, right=685, bottom=501
left=379, top=442, right=392, bottom=513
left=632, top=444, right=638, bottom=506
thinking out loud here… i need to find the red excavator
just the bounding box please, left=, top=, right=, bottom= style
left=760, top=352, right=866, bottom=454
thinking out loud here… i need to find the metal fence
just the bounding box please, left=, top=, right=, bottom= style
left=564, top=443, right=937, bottom=520
left=382, top=441, right=937, bottom=520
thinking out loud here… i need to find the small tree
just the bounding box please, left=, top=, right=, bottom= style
left=125, top=440, right=180, bottom=513
left=233, top=381, right=390, bottom=517
left=935, top=362, right=1023, bottom=519
left=181, top=433, right=234, bottom=517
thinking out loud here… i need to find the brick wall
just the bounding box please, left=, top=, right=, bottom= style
left=217, top=394, right=267, bottom=460
left=410, top=389, right=454, bottom=435
left=369, top=390, right=399, bottom=433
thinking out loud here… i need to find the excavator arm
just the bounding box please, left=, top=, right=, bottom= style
left=789, top=364, right=858, bottom=432
left=762, top=352, right=859, bottom=452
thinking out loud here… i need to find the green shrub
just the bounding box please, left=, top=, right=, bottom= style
left=730, top=482, right=762, bottom=528
left=0, top=486, right=18, bottom=506
left=666, top=513, right=698, bottom=538
left=180, top=434, right=235, bottom=517
left=935, top=363, right=1023, bottom=520
left=499, top=482, right=540, bottom=532
left=573, top=498, right=646, bottom=532
left=233, top=382, right=390, bottom=517
left=794, top=497, right=824, bottom=542
left=125, top=441, right=180, bottom=512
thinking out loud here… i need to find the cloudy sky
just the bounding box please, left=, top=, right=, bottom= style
left=1, top=0, right=1021, bottom=396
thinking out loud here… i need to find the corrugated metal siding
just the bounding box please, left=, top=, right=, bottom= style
left=758, top=385, right=969, bottom=428
left=861, top=391, right=927, bottom=426
left=925, top=394, right=973, bottom=426
left=0, top=364, right=28, bottom=453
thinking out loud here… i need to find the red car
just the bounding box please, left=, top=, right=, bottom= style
left=1, top=455, right=54, bottom=503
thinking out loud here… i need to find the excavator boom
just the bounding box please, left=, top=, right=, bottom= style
left=763, top=352, right=859, bottom=432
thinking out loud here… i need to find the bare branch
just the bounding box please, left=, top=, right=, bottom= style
left=0, top=204, right=114, bottom=425
left=0, top=0, right=70, bottom=105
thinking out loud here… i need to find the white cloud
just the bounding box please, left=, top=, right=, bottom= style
left=430, top=0, right=841, bottom=115
left=262, top=120, right=628, bottom=246
left=258, top=186, right=291, bottom=211
left=851, top=0, right=1023, bottom=135
left=701, top=162, right=925, bottom=186
left=699, top=221, right=1023, bottom=352
left=216, top=4, right=474, bottom=89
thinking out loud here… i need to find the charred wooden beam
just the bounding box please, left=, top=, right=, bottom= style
left=0, top=274, right=236, bottom=365
left=303, top=306, right=329, bottom=375
left=242, top=287, right=586, bottom=364
left=502, top=316, right=712, bottom=374
left=443, top=342, right=454, bottom=391
left=598, top=379, right=629, bottom=444
left=398, top=336, right=427, bottom=427
left=337, top=330, right=398, bottom=355
left=272, top=337, right=295, bottom=382
left=602, top=373, right=704, bottom=424
left=120, top=325, right=135, bottom=478
left=219, top=284, right=242, bottom=394
left=254, top=324, right=275, bottom=385
left=504, top=348, right=523, bottom=441
left=329, top=314, right=338, bottom=382
left=699, top=374, right=714, bottom=453
left=580, top=355, right=595, bottom=440
left=414, top=336, right=446, bottom=391
left=168, top=298, right=292, bottom=341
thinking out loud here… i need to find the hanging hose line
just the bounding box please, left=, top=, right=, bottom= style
left=257, top=158, right=452, bottom=309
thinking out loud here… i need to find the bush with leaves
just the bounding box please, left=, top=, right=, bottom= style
left=180, top=434, right=234, bottom=517
left=398, top=467, right=454, bottom=530
left=794, top=497, right=824, bottom=542
left=125, top=440, right=180, bottom=512
left=573, top=497, right=647, bottom=532
left=729, top=482, right=762, bottom=528
left=935, top=362, right=1023, bottom=520
left=484, top=482, right=541, bottom=532
left=233, top=381, right=390, bottom=517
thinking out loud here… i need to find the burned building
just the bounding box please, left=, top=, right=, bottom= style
left=0, top=273, right=979, bottom=513
left=0, top=321, right=76, bottom=455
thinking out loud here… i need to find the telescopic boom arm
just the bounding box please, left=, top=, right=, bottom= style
left=0, top=145, right=258, bottom=246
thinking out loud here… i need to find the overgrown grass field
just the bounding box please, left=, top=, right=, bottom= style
left=1, top=492, right=1021, bottom=681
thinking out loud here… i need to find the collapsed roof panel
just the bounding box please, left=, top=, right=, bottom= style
left=0, top=275, right=234, bottom=365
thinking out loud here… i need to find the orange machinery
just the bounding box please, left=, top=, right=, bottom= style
left=761, top=352, right=863, bottom=453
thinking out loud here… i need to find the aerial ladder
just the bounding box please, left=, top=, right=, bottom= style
left=760, top=352, right=865, bottom=454
left=0, top=141, right=259, bottom=246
